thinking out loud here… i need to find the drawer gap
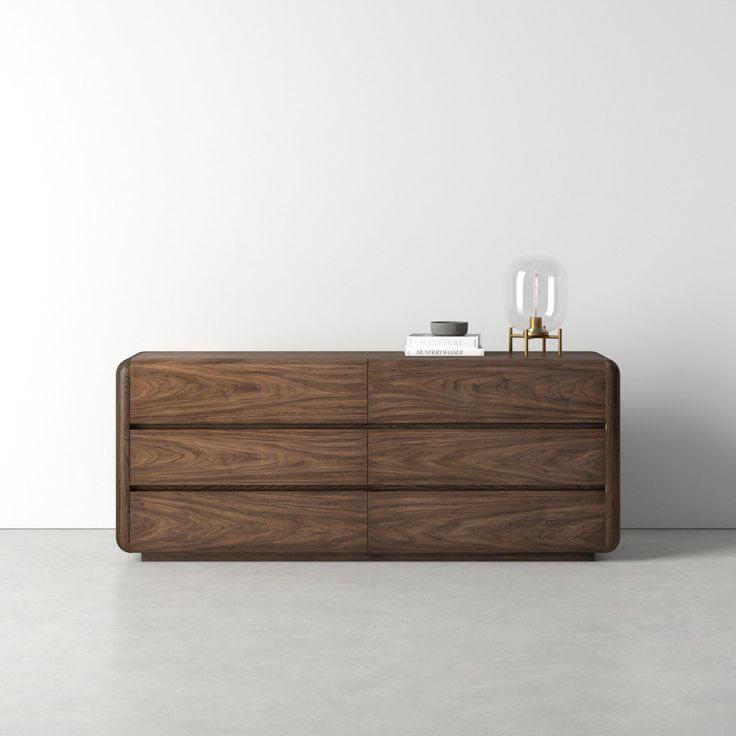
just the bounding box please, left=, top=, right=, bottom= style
left=368, top=422, right=606, bottom=430
left=130, top=423, right=367, bottom=430
left=367, top=484, right=605, bottom=492
left=130, top=422, right=605, bottom=430
left=130, top=484, right=369, bottom=492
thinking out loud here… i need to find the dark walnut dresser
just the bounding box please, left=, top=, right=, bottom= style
left=117, top=351, right=619, bottom=561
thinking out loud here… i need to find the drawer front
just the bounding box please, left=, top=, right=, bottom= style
left=368, top=360, right=606, bottom=423
left=130, top=491, right=367, bottom=556
left=368, top=490, right=605, bottom=554
left=130, top=359, right=367, bottom=424
left=368, top=429, right=605, bottom=487
left=130, top=429, right=366, bottom=486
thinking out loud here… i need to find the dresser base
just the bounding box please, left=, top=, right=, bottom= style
left=141, top=553, right=595, bottom=562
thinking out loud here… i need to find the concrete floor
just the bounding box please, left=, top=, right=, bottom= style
left=1, top=531, right=735, bottom=736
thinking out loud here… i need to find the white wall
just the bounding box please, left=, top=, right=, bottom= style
left=1, top=0, right=734, bottom=528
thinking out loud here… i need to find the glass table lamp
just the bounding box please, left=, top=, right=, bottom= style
left=506, top=256, right=567, bottom=355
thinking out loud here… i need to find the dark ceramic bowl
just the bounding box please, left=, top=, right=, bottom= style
left=431, top=321, right=468, bottom=336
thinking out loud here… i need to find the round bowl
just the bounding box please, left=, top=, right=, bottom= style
left=431, top=321, right=468, bottom=336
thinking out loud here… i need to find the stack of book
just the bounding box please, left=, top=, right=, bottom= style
left=404, top=333, right=484, bottom=356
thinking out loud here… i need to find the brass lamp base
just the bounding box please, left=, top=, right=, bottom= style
left=508, top=318, right=562, bottom=356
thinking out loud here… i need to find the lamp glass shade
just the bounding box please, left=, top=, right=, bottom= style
left=505, top=256, right=567, bottom=331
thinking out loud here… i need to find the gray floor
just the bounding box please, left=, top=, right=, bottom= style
left=1, top=532, right=735, bottom=736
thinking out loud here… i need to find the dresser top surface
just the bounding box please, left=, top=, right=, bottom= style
left=129, top=351, right=612, bottom=363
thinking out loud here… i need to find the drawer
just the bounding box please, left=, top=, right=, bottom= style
left=130, top=357, right=367, bottom=424
left=130, top=429, right=366, bottom=486
left=130, top=491, right=367, bottom=557
left=368, top=490, right=605, bottom=554
left=368, top=360, right=606, bottom=423
left=368, top=429, right=605, bottom=487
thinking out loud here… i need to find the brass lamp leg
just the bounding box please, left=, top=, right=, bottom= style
left=508, top=327, right=513, bottom=354
left=524, top=330, right=529, bottom=357
left=557, top=328, right=562, bottom=355
left=542, top=336, right=547, bottom=354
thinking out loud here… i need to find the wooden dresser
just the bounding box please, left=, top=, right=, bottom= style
left=117, top=351, right=619, bottom=560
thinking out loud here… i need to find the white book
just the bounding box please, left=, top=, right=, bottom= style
left=406, top=333, right=482, bottom=348
left=404, top=347, right=485, bottom=357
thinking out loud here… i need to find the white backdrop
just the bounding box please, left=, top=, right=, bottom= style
left=1, top=0, right=734, bottom=528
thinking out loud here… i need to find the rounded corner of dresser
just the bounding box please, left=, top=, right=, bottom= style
left=116, top=528, right=132, bottom=553
left=603, top=531, right=621, bottom=553
left=116, top=356, right=133, bottom=384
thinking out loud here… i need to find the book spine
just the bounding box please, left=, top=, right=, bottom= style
left=404, top=348, right=485, bottom=356
left=406, top=336, right=481, bottom=348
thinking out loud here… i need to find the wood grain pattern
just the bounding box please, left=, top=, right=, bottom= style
left=130, top=358, right=367, bottom=424
left=605, top=360, right=621, bottom=551
left=368, top=490, right=605, bottom=554
left=130, top=429, right=366, bottom=486
left=368, top=360, right=606, bottom=423
left=116, top=357, right=133, bottom=551
left=130, top=491, right=367, bottom=556
left=116, top=351, right=619, bottom=560
left=368, top=429, right=605, bottom=487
